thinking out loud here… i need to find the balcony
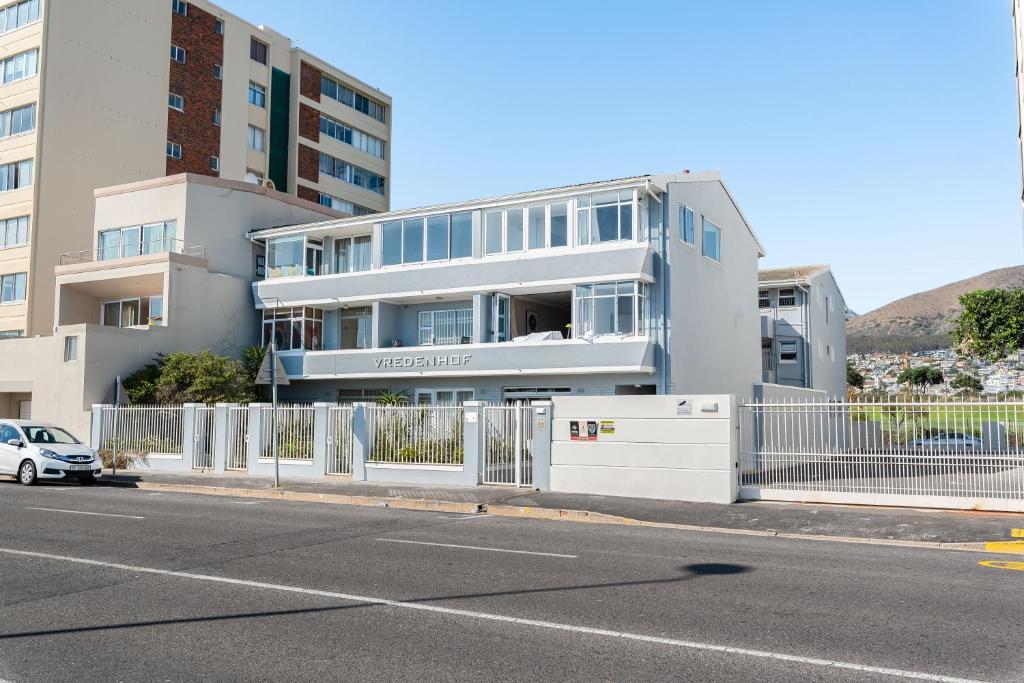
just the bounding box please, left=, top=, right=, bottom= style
left=59, top=239, right=205, bottom=267
left=278, top=337, right=655, bottom=380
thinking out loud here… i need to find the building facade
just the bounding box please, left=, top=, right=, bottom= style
left=0, top=0, right=390, bottom=340
left=250, top=171, right=766, bottom=405
left=758, top=265, right=847, bottom=398
left=0, top=173, right=340, bottom=436
left=1014, top=0, right=1024, bottom=212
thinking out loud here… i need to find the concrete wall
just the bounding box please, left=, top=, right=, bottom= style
left=549, top=395, right=738, bottom=503
left=807, top=270, right=847, bottom=399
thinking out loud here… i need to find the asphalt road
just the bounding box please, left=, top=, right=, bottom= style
left=0, top=480, right=1021, bottom=682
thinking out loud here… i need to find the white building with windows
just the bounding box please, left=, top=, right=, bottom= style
left=758, top=264, right=847, bottom=398
left=250, top=171, right=766, bottom=404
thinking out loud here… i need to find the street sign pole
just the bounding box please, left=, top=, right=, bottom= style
left=271, top=342, right=280, bottom=488
left=110, top=376, right=123, bottom=478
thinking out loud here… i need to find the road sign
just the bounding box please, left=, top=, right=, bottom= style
left=255, top=348, right=290, bottom=385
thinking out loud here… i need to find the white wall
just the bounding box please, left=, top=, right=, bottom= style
left=807, top=270, right=847, bottom=399
left=549, top=395, right=737, bottom=503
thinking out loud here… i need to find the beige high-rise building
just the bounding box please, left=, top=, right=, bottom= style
left=0, top=0, right=392, bottom=339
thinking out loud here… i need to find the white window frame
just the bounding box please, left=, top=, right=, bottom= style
left=573, top=281, right=648, bottom=338
left=214, top=18, right=224, bottom=34
left=758, top=289, right=770, bottom=309
left=702, top=217, right=721, bottom=262
left=248, top=81, right=266, bottom=108
left=168, top=92, right=184, bottom=112
left=247, top=125, right=265, bottom=152
left=171, top=0, right=187, bottom=16
left=210, top=155, right=219, bottom=172
left=0, top=215, right=29, bottom=249
left=214, top=63, right=222, bottom=80
left=0, top=272, right=26, bottom=303
left=63, top=335, right=78, bottom=362
left=576, top=190, right=636, bottom=246
left=0, top=102, right=36, bottom=140
left=0, top=0, right=41, bottom=36
left=414, top=388, right=475, bottom=406
left=778, top=288, right=797, bottom=307
left=417, top=308, right=473, bottom=346
left=170, top=44, right=186, bottom=64
left=213, top=108, right=221, bottom=126
left=678, top=203, right=695, bottom=245
left=1, top=48, right=37, bottom=85
left=166, top=141, right=182, bottom=159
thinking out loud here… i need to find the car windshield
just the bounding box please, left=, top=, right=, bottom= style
left=24, top=426, right=81, bottom=445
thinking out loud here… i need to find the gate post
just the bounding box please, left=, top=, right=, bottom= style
left=212, top=403, right=233, bottom=473
left=246, top=403, right=266, bottom=476
left=181, top=403, right=202, bottom=470
left=351, top=403, right=369, bottom=481
left=312, top=402, right=331, bottom=477
left=90, top=404, right=109, bottom=451
left=531, top=401, right=552, bottom=490
left=462, top=401, right=484, bottom=486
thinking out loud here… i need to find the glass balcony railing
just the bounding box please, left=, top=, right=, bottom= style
left=59, top=239, right=206, bottom=266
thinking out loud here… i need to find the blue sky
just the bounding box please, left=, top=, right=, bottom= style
left=218, top=0, right=1022, bottom=314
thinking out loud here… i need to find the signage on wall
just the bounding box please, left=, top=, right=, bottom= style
left=676, top=399, right=692, bottom=416
left=570, top=420, right=600, bottom=441
left=586, top=421, right=598, bottom=440
left=599, top=420, right=615, bottom=435
left=373, top=354, right=472, bottom=370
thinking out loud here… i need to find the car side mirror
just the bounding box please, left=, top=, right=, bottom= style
left=6, top=438, right=23, bottom=448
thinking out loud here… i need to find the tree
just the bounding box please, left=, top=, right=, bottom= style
left=241, top=345, right=269, bottom=400
left=374, top=391, right=408, bottom=406
left=950, top=373, right=983, bottom=395
left=952, top=288, right=1024, bottom=361
left=896, top=366, right=943, bottom=393
left=846, top=363, right=865, bottom=391
left=122, top=360, right=162, bottom=404
left=123, top=351, right=255, bottom=404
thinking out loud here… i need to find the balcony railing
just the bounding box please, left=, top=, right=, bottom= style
left=59, top=239, right=206, bottom=266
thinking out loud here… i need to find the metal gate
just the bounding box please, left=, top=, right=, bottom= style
left=482, top=405, right=534, bottom=486
left=193, top=406, right=215, bottom=469
left=326, top=406, right=353, bottom=475
left=739, top=397, right=1024, bottom=512
left=226, top=406, right=249, bottom=471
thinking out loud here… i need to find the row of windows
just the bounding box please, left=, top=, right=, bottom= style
left=0, top=272, right=26, bottom=303
left=484, top=202, right=569, bottom=255
left=320, top=76, right=386, bottom=123
left=319, top=114, right=385, bottom=159
left=759, top=288, right=797, bottom=308
left=0, top=329, right=22, bottom=339
left=0, top=0, right=38, bottom=34
left=677, top=204, right=721, bottom=262
left=0, top=159, right=32, bottom=192
left=98, top=221, right=177, bottom=261
left=418, top=308, right=473, bottom=346
left=0, top=102, right=35, bottom=139
left=0, top=215, right=29, bottom=248
left=101, top=296, right=164, bottom=328
left=262, top=307, right=323, bottom=351
left=2, top=48, right=37, bottom=85
left=381, top=212, right=473, bottom=267
left=319, top=193, right=375, bottom=217
left=319, top=152, right=385, bottom=195
left=575, top=281, right=649, bottom=338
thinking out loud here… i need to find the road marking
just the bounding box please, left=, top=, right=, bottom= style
left=1010, top=528, right=1024, bottom=538
left=376, top=538, right=576, bottom=558
left=0, top=546, right=980, bottom=683
left=26, top=508, right=144, bottom=520
left=435, top=514, right=493, bottom=521
left=232, top=502, right=262, bottom=505
left=982, top=541, right=1024, bottom=554
left=979, top=560, right=1024, bottom=572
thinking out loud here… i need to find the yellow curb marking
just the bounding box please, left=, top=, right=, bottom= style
left=1011, top=528, right=1024, bottom=538
left=983, top=541, right=1024, bottom=554
left=978, top=560, right=1024, bottom=571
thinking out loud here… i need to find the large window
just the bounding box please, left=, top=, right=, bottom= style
left=418, top=308, right=473, bottom=346
left=574, top=281, right=648, bottom=338
left=319, top=153, right=385, bottom=195
left=679, top=204, right=695, bottom=245
left=0, top=272, right=26, bottom=303
left=0, top=0, right=40, bottom=34
left=702, top=217, right=721, bottom=262
left=101, top=296, right=163, bottom=327
left=0, top=103, right=35, bottom=139
left=778, top=288, right=796, bottom=307
left=340, top=306, right=372, bottom=349
left=758, top=290, right=770, bottom=309
left=332, top=235, right=372, bottom=274
left=576, top=190, right=634, bottom=245
left=484, top=203, right=565, bottom=255
left=319, top=193, right=375, bottom=216
left=0, top=215, right=28, bottom=248
left=320, top=75, right=386, bottom=123
left=262, top=307, right=324, bottom=351
left=98, top=221, right=176, bottom=260
left=266, top=235, right=304, bottom=278
left=319, top=114, right=385, bottom=159
left=381, top=211, right=472, bottom=266
left=1, top=48, right=36, bottom=85
left=247, top=125, right=265, bottom=151
left=0, top=159, right=31, bottom=191
left=250, top=38, right=268, bottom=65
left=248, top=81, right=266, bottom=108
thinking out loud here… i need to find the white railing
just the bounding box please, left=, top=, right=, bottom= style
left=367, top=405, right=464, bottom=466
left=226, top=406, right=249, bottom=470
left=100, top=405, right=183, bottom=456
left=193, top=406, right=215, bottom=469
left=327, top=406, right=354, bottom=475
left=740, top=396, right=1024, bottom=508
left=260, top=405, right=315, bottom=460
left=483, top=405, right=534, bottom=486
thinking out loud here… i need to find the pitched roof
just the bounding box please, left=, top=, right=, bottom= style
left=758, top=264, right=829, bottom=284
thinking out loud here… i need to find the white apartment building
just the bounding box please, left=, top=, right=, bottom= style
left=250, top=171, right=766, bottom=405
left=0, top=0, right=391, bottom=342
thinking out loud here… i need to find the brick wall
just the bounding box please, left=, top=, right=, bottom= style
left=300, top=61, right=321, bottom=102
left=299, top=102, right=319, bottom=143
left=298, top=143, right=319, bottom=183
left=296, top=184, right=320, bottom=204
left=166, top=3, right=224, bottom=177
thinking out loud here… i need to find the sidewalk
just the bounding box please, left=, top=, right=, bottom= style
left=97, top=470, right=1023, bottom=547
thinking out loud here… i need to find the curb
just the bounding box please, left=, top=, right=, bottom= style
left=124, top=481, right=998, bottom=554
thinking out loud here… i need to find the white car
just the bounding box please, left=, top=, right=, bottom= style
left=0, top=420, right=101, bottom=486
left=909, top=432, right=984, bottom=450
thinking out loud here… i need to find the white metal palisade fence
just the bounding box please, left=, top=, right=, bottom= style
left=482, top=405, right=534, bottom=486
left=739, top=394, right=1024, bottom=510
left=99, top=405, right=183, bottom=456
left=193, top=406, right=215, bottom=469
left=327, top=406, right=353, bottom=475
left=367, top=405, right=464, bottom=466
left=226, top=406, right=249, bottom=470
left=260, top=405, right=315, bottom=460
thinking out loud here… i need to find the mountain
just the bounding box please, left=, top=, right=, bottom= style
left=847, top=265, right=1024, bottom=354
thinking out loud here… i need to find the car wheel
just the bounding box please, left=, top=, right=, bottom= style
left=78, top=475, right=95, bottom=486
left=18, top=460, right=37, bottom=486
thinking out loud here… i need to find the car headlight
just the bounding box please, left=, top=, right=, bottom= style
left=39, top=449, right=61, bottom=460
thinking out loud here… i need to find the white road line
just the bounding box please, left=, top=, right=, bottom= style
left=376, top=538, right=576, bottom=558
left=232, top=502, right=262, bottom=505
left=434, top=514, right=493, bottom=521
left=0, top=547, right=979, bottom=683
left=26, top=508, right=144, bottom=520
